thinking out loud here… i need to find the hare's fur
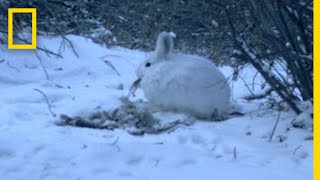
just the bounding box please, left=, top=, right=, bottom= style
left=136, top=32, right=230, bottom=119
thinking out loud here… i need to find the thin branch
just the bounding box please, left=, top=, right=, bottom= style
left=239, top=75, right=255, bottom=96
left=243, top=87, right=273, bottom=100
left=62, top=36, right=79, bottom=58
left=0, top=30, right=63, bottom=58
left=293, top=145, right=302, bottom=155
left=34, top=88, right=56, bottom=117
left=109, top=137, right=120, bottom=145
left=35, top=52, right=50, bottom=80
left=233, top=147, right=237, bottom=160
left=103, top=60, right=121, bottom=76
left=269, top=110, right=281, bottom=142
left=109, top=136, right=120, bottom=152
left=6, top=61, right=20, bottom=72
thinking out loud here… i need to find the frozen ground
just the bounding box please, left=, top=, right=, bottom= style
left=0, top=36, right=313, bottom=180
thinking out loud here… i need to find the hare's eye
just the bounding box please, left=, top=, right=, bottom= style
left=145, top=62, right=151, bottom=67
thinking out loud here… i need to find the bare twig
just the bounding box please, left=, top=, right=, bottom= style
left=153, top=159, right=160, bottom=167
left=233, top=147, right=237, bottom=160
left=0, top=30, right=63, bottom=58
left=251, top=71, right=259, bottom=91
left=34, top=88, right=56, bottom=117
left=109, top=136, right=120, bottom=152
left=243, top=88, right=273, bottom=100
left=35, top=52, right=50, bottom=80
left=269, top=110, right=281, bottom=142
left=103, top=60, right=121, bottom=76
left=21, top=38, right=63, bottom=58
left=6, top=61, right=20, bottom=72
left=210, top=144, right=217, bottom=151
left=109, top=136, right=120, bottom=145
left=239, top=75, right=255, bottom=96
left=293, top=145, right=302, bottom=155
left=62, top=36, right=79, bottom=58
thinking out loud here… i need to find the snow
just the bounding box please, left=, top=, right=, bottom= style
left=211, top=20, right=219, bottom=27
left=0, top=35, right=313, bottom=180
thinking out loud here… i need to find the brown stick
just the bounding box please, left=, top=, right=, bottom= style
left=34, top=88, right=56, bottom=117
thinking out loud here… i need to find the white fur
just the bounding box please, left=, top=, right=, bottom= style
left=136, top=32, right=231, bottom=119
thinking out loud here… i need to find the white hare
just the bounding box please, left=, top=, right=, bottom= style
left=135, top=31, right=231, bottom=119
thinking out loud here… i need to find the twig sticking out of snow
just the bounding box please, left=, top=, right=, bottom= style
left=110, top=137, right=120, bottom=145
left=62, top=36, right=79, bottom=58
left=35, top=52, right=50, bottom=80
left=109, top=137, right=120, bottom=152
left=6, top=61, right=20, bottom=72
left=233, top=147, right=237, bottom=160
left=293, top=145, right=302, bottom=155
left=239, top=75, right=255, bottom=96
left=153, top=160, right=160, bottom=167
left=0, top=29, right=63, bottom=58
left=34, top=88, right=56, bottom=117
left=103, top=60, right=121, bottom=76
left=269, top=111, right=281, bottom=142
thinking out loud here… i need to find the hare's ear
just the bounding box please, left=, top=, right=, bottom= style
left=155, top=31, right=175, bottom=60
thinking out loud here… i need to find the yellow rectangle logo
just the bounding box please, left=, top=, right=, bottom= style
left=8, top=8, right=37, bottom=49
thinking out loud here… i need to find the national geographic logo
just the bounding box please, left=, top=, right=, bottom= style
left=8, top=8, right=37, bottom=49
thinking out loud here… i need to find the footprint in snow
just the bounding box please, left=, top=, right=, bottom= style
left=175, top=158, right=197, bottom=168
left=126, top=154, right=144, bottom=165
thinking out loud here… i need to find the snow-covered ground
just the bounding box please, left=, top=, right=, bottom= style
left=0, top=36, right=313, bottom=180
